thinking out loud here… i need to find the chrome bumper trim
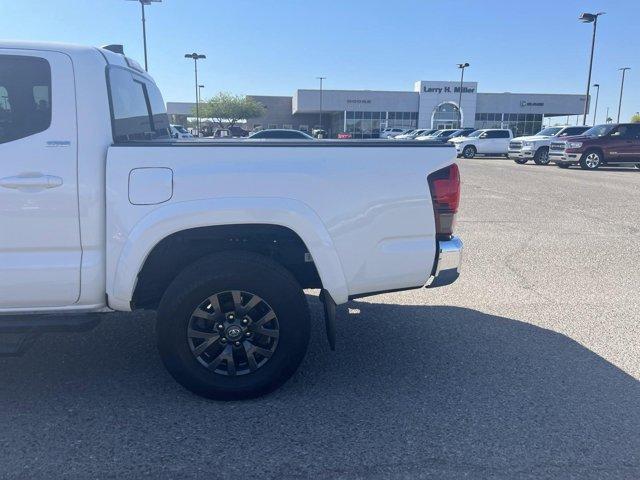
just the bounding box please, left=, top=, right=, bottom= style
left=426, top=236, right=463, bottom=288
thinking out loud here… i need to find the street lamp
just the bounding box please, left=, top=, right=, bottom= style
left=617, top=67, right=631, bottom=123
left=579, top=11, right=604, bottom=125
left=456, top=63, right=469, bottom=128
left=126, top=0, right=162, bottom=72
left=316, top=76, right=326, bottom=134
left=591, top=83, right=600, bottom=125
left=185, top=53, right=206, bottom=136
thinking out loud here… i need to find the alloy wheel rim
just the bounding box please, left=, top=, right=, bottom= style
left=540, top=151, right=549, bottom=164
left=586, top=153, right=600, bottom=168
left=464, top=147, right=474, bottom=158
left=187, top=290, right=279, bottom=376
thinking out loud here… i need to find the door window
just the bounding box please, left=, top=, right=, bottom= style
left=0, top=55, right=52, bottom=144
left=108, top=67, right=170, bottom=142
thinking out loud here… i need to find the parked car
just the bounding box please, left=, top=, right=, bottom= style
left=509, top=126, right=591, bottom=165
left=379, top=127, right=410, bottom=138
left=416, top=129, right=463, bottom=143
left=394, top=128, right=437, bottom=140
left=451, top=128, right=477, bottom=138
left=550, top=123, right=640, bottom=170
left=248, top=129, right=315, bottom=140
left=450, top=129, right=513, bottom=158
left=170, top=124, right=193, bottom=139
left=0, top=41, right=463, bottom=400
left=312, top=128, right=328, bottom=139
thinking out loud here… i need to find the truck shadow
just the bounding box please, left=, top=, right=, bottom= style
left=0, top=297, right=638, bottom=478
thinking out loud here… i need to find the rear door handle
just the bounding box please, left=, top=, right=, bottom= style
left=0, top=174, right=63, bottom=190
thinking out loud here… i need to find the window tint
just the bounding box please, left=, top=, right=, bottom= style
left=611, top=124, right=640, bottom=139
left=624, top=124, right=640, bottom=139
left=484, top=130, right=509, bottom=138
left=559, top=127, right=587, bottom=136
left=108, top=67, right=169, bottom=142
left=0, top=55, right=52, bottom=144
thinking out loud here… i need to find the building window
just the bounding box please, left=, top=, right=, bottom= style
left=474, top=112, right=542, bottom=137
left=268, top=124, right=278, bottom=129
left=283, top=124, right=292, bottom=129
left=344, top=111, right=415, bottom=138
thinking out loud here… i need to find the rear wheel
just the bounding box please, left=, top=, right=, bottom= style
left=157, top=251, right=310, bottom=400
left=580, top=150, right=603, bottom=170
left=533, top=147, right=550, bottom=165
left=462, top=145, right=476, bottom=159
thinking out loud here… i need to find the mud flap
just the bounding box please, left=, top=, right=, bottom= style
left=319, top=289, right=336, bottom=351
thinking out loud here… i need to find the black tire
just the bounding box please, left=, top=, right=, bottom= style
left=513, top=158, right=528, bottom=165
left=580, top=149, right=603, bottom=170
left=635, top=163, right=640, bottom=170
left=157, top=251, right=310, bottom=400
left=557, top=162, right=571, bottom=169
left=533, top=147, right=550, bottom=165
left=462, top=145, right=476, bottom=159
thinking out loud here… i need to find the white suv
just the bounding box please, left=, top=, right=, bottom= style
left=450, top=129, right=513, bottom=158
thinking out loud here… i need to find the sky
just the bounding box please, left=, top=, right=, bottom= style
left=1, top=0, right=638, bottom=124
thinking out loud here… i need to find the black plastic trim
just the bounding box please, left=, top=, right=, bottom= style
left=348, top=284, right=424, bottom=300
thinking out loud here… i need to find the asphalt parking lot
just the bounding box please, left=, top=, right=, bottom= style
left=0, top=158, right=638, bottom=479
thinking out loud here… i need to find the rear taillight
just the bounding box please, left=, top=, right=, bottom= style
left=427, top=163, right=461, bottom=240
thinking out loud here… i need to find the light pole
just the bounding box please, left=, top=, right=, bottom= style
left=617, top=67, right=630, bottom=123
left=185, top=53, right=206, bottom=136
left=605, top=107, right=610, bottom=123
left=198, top=84, right=205, bottom=104
left=591, top=83, right=600, bottom=125
left=579, top=12, right=604, bottom=125
left=456, top=63, right=469, bottom=128
left=316, top=76, right=326, bottom=134
left=126, top=0, right=162, bottom=72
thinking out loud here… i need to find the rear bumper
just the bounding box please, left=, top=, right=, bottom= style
left=426, top=236, right=463, bottom=288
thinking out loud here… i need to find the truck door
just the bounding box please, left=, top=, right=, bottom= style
left=611, top=124, right=640, bottom=162
left=0, top=50, right=81, bottom=308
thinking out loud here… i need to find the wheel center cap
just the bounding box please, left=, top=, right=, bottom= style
left=226, top=325, right=243, bottom=340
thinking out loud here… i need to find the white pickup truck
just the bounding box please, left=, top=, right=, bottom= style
left=508, top=126, right=591, bottom=165
left=0, top=41, right=462, bottom=399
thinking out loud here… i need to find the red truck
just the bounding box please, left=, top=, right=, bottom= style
left=550, top=123, right=640, bottom=170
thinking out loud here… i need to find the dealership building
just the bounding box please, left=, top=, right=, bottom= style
left=167, top=80, right=587, bottom=138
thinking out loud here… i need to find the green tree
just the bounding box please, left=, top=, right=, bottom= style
left=195, top=93, right=265, bottom=129
left=631, top=113, right=640, bottom=123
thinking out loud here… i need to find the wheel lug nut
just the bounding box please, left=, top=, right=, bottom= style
left=245, top=332, right=252, bottom=337
left=228, top=314, right=235, bottom=320
left=217, top=324, right=224, bottom=330
left=220, top=338, right=227, bottom=344
left=242, top=318, right=249, bottom=325
left=234, top=341, right=241, bottom=346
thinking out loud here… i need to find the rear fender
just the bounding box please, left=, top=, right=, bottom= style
left=107, top=197, right=349, bottom=310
